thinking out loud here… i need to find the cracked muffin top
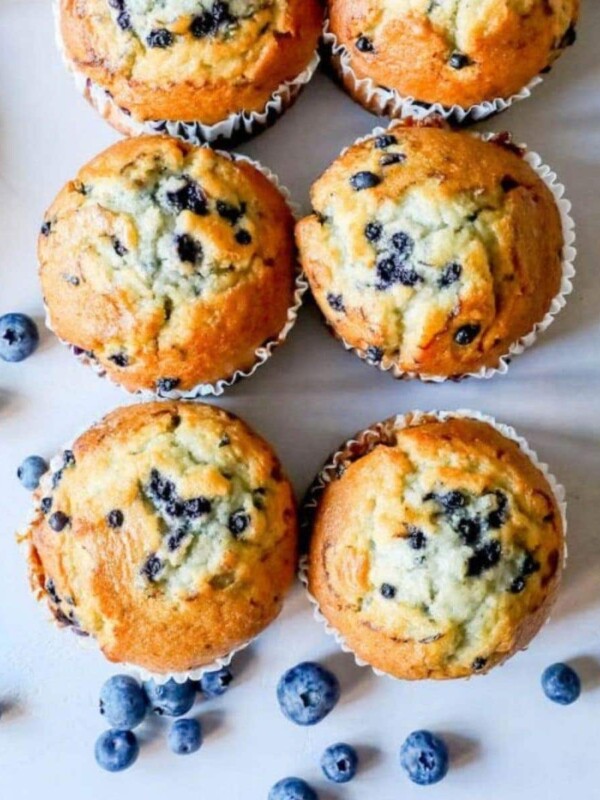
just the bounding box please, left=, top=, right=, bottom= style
left=58, top=0, right=323, bottom=126
left=307, top=413, right=564, bottom=680
left=22, top=402, right=297, bottom=674
left=296, top=122, right=564, bottom=379
left=328, top=0, right=579, bottom=108
left=39, top=136, right=297, bottom=393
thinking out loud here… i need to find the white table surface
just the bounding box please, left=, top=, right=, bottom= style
left=1, top=2, right=599, bottom=798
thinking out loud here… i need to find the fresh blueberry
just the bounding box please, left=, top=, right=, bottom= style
left=17, top=455, right=48, bottom=490
left=143, top=678, right=196, bottom=717
left=41, top=220, right=52, bottom=236
left=472, top=657, right=487, bottom=672
left=166, top=180, right=208, bottom=216
left=184, top=497, right=212, bottom=517
left=199, top=667, right=233, bottom=698
left=376, top=255, right=420, bottom=289
left=356, top=35, right=374, bottom=53
left=374, top=134, right=397, bottom=149
left=112, top=237, right=128, bottom=257
left=438, top=490, right=467, bottom=511
left=326, top=293, right=345, bottom=313
left=467, top=539, right=502, bottom=577
left=365, top=346, right=383, bottom=364
left=268, top=778, right=318, bottom=800
left=380, top=153, right=406, bottom=167
left=157, top=378, right=181, bottom=393
left=380, top=583, right=396, bottom=599
left=321, top=742, right=358, bottom=783
left=216, top=200, right=245, bottom=224
left=168, top=718, right=203, bottom=755
left=365, top=221, right=382, bottom=242
left=99, top=675, right=147, bottom=729
left=140, top=554, right=163, bottom=580
left=449, top=51, right=472, bottom=69
left=40, top=497, right=53, bottom=514
left=146, top=28, right=174, bottom=48
left=350, top=171, right=381, bottom=191
left=439, top=262, right=462, bottom=288
left=277, top=662, right=340, bottom=726
left=108, top=352, right=128, bottom=367
left=501, top=175, right=520, bottom=193
left=228, top=510, right=250, bottom=537
left=94, top=729, right=139, bottom=772
left=49, top=511, right=70, bottom=532
left=235, top=229, right=252, bottom=245
left=487, top=491, right=508, bottom=528
left=190, top=1, right=233, bottom=37
left=176, top=234, right=202, bottom=263
left=0, top=313, right=39, bottom=363
left=541, top=663, right=581, bottom=705
left=457, top=517, right=481, bottom=546
left=408, top=527, right=427, bottom=550
left=454, top=324, right=481, bottom=345
left=399, top=730, right=449, bottom=785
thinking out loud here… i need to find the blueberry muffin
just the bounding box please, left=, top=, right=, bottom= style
left=39, top=136, right=298, bottom=394
left=327, top=0, right=579, bottom=115
left=57, top=0, right=323, bottom=143
left=306, top=413, right=565, bottom=679
left=296, top=122, right=565, bottom=379
left=22, top=402, right=297, bottom=674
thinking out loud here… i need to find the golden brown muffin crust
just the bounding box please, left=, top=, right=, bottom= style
left=23, top=402, right=298, bottom=674
left=328, top=0, right=579, bottom=108
left=39, top=136, right=297, bottom=393
left=308, top=414, right=564, bottom=679
left=59, top=0, right=323, bottom=125
left=296, top=122, right=564, bottom=379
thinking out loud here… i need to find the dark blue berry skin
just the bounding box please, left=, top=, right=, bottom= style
left=356, top=35, right=374, bottom=53
left=541, top=663, right=581, bottom=705
left=168, top=718, right=203, bottom=755
left=439, top=262, right=462, bottom=288
left=467, top=539, right=502, bottom=577
left=374, top=134, right=397, bottom=149
left=454, top=324, right=481, bottom=345
left=228, top=510, right=250, bottom=537
left=350, top=171, right=381, bottom=191
left=99, top=675, right=148, bottom=729
left=449, top=51, right=471, bottom=69
left=157, top=378, right=181, bottom=393
left=365, top=221, right=382, bottom=242
left=399, top=730, right=449, bottom=786
left=199, top=667, right=233, bottom=698
left=0, top=313, right=39, bottom=362
left=376, top=255, right=420, bottom=290
left=17, top=455, right=48, bottom=490
left=176, top=234, right=202, bottom=263
left=235, top=229, right=252, bottom=245
left=380, top=153, right=406, bottom=167
left=143, top=678, right=196, bottom=717
left=277, top=662, right=340, bottom=726
left=268, top=778, right=318, bottom=800
left=95, top=729, right=139, bottom=772
left=107, top=509, right=124, bottom=528
left=167, top=180, right=208, bottom=216
left=321, top=742, right=358, bottom=783
left=147, top=28, right=174, bottom=48
left=380, top=583, right=396, bottom=599
left=49, top=511, right=70, bottom=532
left=326, top=293, right=345, bottom=313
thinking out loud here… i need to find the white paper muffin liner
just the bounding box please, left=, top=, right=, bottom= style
left=53, top=0, right=319, bottom=146
left=320, top=124, right=576, bottom=383
left=18, top=414, right=271, bottom=685
left=299, top=409, right=568, bottom=678
left=323, top=19, right=543, bottom=125
left=43, top=150, right=308, bottom=399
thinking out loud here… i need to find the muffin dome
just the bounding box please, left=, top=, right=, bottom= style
left=57, top=0, right=323, bottom=137
left=39, top=136, right=298, bottom=393
left=24, top=402, right=297, bottom=674
left=328, top=0, right=579, bottom=110
left=296, top=123, right=565, bottom=379
left=307, top=413, right=565, bottom=680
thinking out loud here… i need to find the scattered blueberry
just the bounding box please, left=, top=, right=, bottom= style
left=467, top=539, right=502, bottom=577
left=365, top=221, right=382, bottom=242
left=176, top=233, right=202, bottom=263
left=374, top=134, right=397, bottom=149
left=200, top=667, right=233, bottom=698
left=166, top=180, right=208, bottom=216
left=400, top=730, right=449, bottom=786
left=17, top=455, right=48, bottom=490
left=112, top=237, right=128, bottom=257
left=99, top=675, right=148, bottom=729
left=40, top=220, right=52, bottom=236
left=380, top=153, right=406, bottom=167
left=365, top=346, right=383, bottom=364
left=438, top=490, right=467, bottom=511
left=40, top=497, right=52, bottom=514
left=0, top=313, right=39, bottom=363
left=168, top=718, right=203, bottom=755
left=49, top=511, right=70, bottom=532
left=95, top=729, right=139, bottom=772
left=380, top=583, right=396, bottom=599
left=326, top=293, right=345, bottom=313
left=376, top=255, right=420, bottom=289
left=268, top=777, right=318, bottom=800
left=454, top=324, right=481, bottom=345
left=190, top=1, right=233, bottom=38
left=157, top=378, right=181, bottom=393
left=107, top=509, right=124, bottom=528
left=321, top=742, right=358, bottom=783
left=559, top=24, right=577, bottom=49
left=408, top=526, right=427, bottom=550
left=216, top=200, right=245, bottom=224
left=501, top=176, right=520, bottom=193
left=146, top=28, right=174, bottom=48
left=541, top=663, right=581, bottom=705
left=439, top=262, right=462, bottom=288
left=350, top=171, right=381, bottom=191
left=143, top=678, right=196, bottom=717
left=457, top=517, right=481, bottom=546
left=277, top=662, right=340, bottom=726
left=140, top=554, right=163, bottom=580
left=235, top=229, right=252, bottom=245
left=472, top=657, right=487, bottom=672
left=487, top=491, right=508, bottom=528
left=449, top=51, right=472, bottom=69
left=108, top=352, right=129, bottom=367
left=228, top=510, right=250, bottom=538
left=356, top=35, right=374, bottom=53
left=184, top=497, right=212, bottom=517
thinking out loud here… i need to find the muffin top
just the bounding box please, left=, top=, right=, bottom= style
left=307, top=414, right=564, bottom=680
left=59, top=0, right=323, bottom=125
left=39, top=136, right=297, bottom=393
left=296, top=122, right=564, bottom=379
left=328, top=0, right=579, bottom=108
left=24, top=402, right=297, bottom=674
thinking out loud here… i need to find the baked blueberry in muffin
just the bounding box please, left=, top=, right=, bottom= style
left=39, top=136, right=298, bottom=394
left=296, top=121, right=566, bottom=380
left=56, top=0, right=323, bottom=143
left=306, top=412, right=565, bottom=679
left=326, top=0, right=579, bottom=115
left=22, top=402, right=297, bottom=674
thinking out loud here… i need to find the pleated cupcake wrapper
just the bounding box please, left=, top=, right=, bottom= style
left=42, top=149, right=309, bottom=399
left=20, top=419, right=263, bottom=686
left=328, top=124, right=576, bottom=383
left=298, top=408, right=568, bottom=679
left=322, top=19, right=542, bottom=125
left=53, top=0, right=319, bottom=146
